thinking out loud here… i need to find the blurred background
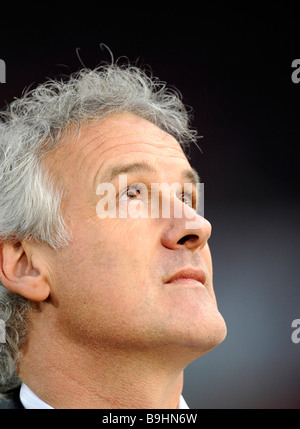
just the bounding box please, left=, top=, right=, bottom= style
left=1, top=8, right=299, bottom=408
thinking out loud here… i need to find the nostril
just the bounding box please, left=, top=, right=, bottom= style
left=177, top=234, right=199, bottom=245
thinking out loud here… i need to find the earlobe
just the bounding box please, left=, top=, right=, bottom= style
left=0, top=241, right=50, bottom=302
left=16, top=274, right=50, bottom=302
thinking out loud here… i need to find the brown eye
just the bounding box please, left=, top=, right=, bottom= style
left=180, top=192, right=193, bottom=208
left=119, top=183, right=146, bottom=201
left=126, top=187, right=141, bottom=199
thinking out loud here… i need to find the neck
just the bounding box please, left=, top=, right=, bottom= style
left=19, top=318, right=186, bottom=409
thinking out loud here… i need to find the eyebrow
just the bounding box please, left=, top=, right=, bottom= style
left=99, top=161, right=200, bottom=185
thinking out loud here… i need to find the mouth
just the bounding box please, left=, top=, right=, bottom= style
left=164, top=268, right=207, bottom=287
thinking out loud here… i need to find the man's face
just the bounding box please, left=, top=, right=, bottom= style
left=43, top=113, right=226, bottom=359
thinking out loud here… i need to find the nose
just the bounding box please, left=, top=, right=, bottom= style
left=160, top=197, right=212, bottom=251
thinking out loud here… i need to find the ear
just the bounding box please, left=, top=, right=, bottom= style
left=0, top=241, right=50, bottom=302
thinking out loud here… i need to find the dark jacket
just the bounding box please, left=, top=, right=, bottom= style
left=0, top=387, right=24, bottom=409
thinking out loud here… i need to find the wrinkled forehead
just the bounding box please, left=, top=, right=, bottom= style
left=76, top=113, right=186, bottom=158
left=44, top=113, right=190, bottom=185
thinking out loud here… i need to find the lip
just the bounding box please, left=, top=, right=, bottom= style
left=164, top=268, right=206, bottom=286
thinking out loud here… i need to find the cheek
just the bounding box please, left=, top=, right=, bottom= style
left=201, top=243, right=213, bottom=273
left=52, top=219, right=155, bottom=304
left=48, top=240, right=153, bottom=345
left=200, top=244, right=217, bottom=301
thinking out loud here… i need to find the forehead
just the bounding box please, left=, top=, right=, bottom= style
left=49, top=113, right=191, bottom=186
left=77, top=112, right=186, bottom=159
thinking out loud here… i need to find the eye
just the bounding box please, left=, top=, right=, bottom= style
left=126, top=186, right=140, bottom=199
left=119, top=183, right=147, bottom=200
left=179, top=192, right=194, bottom=208
left=178, top=192, right=196, bottom=210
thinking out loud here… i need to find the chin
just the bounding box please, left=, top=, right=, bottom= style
left=199, top=320, right=227, bottom=354
left=178, top=310, right=227, bottom=358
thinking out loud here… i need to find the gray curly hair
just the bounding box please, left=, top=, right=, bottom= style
left=0, top=62, right=198, bottom=391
